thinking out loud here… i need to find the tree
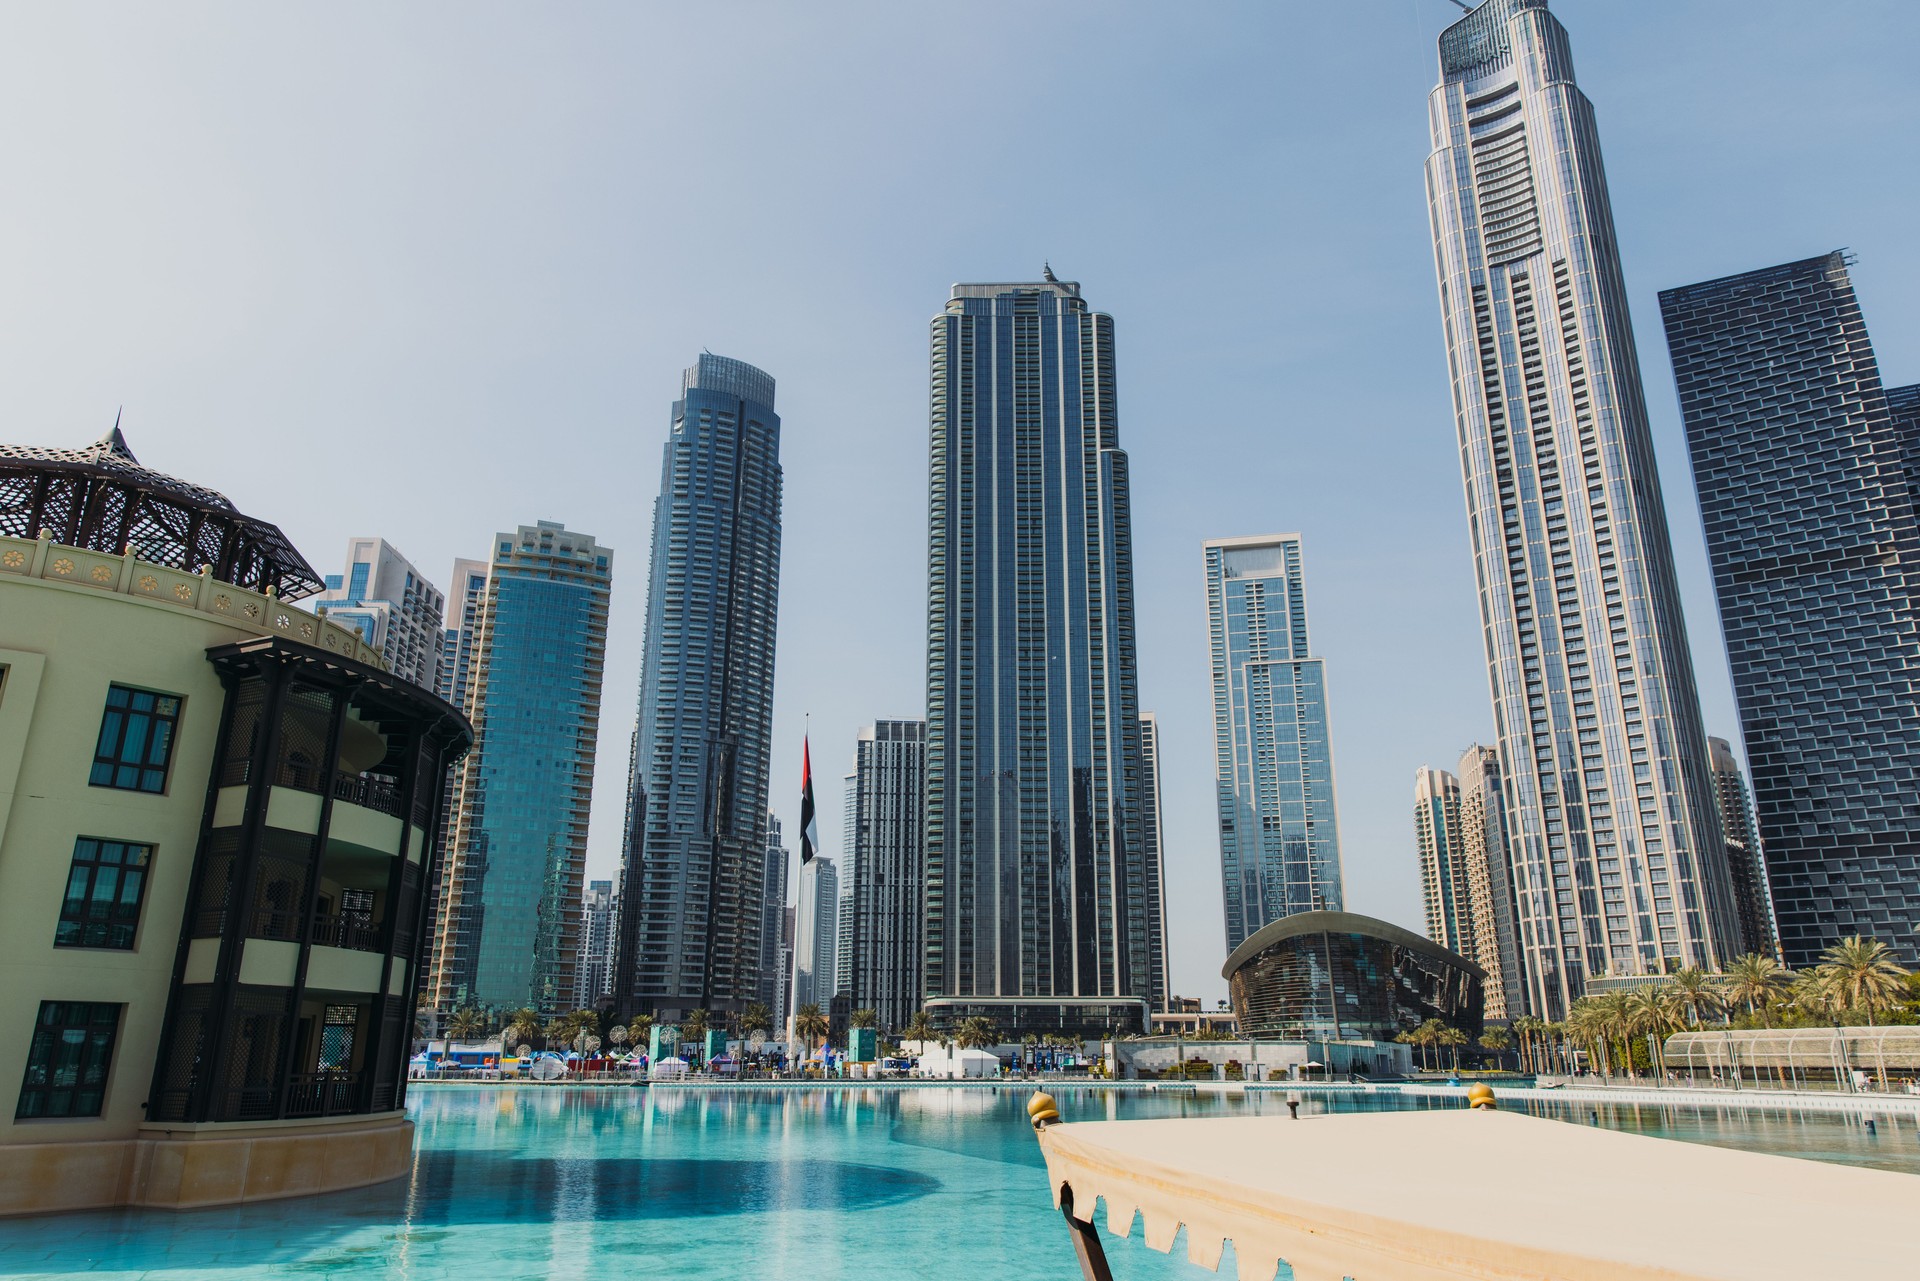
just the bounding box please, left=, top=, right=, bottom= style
left=794, top=1003, right=830, bottom=1049
left=1478, top=1027, right=1512, bottom=1067
left=1667, top=967, right=1722, bottom=1029
left=541, top=1018, right=570, bottom=1049
left=446, top=1007, right=486, bottom=1048
left=682, top=1008, right=712, bottom=1058
left=626, top=1014, right=654, bottom=1049
left=902, top=1010, right=934, bottom=1045
left=504, top=1008, right=541, bottom=1052
left=850, top=1008, right=877, bottom=1029
left=1722, top=953, right=1794, bottom=1027
left=742, top=1002, right=773, bottom=1040
left=1815, top=935, right=1912, bottom=1026
left=955, top=1016, right=999, bottom=1050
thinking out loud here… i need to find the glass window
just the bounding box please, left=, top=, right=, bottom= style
left=89, top=685, right=182, bottom=794
left=56, top=838, right=153, bottom=950
left=17, top=1002, right=121, bottom=1119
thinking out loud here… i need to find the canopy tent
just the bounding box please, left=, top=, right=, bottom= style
left=1033, top=1108, right=1914, bottom=1281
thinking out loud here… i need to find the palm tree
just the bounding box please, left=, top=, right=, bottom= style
left=850, top=1008, right=877, bottom=1029
left=902, top=1009, right=934, bottom=1046
left=682, top=1008, right=712, bottom=1060
left=626, top=1014, right=654, bottom=1050
left=1625, top=984, right=1680, bottom=1075
left=1722, top=953, right=1794, bottom=1027
left=954, top=1016, right=999, bottom=1051
left=1394, top=1029, right=1419, bottom=1071
left=446, top=1007, right=486, bottom=1047
left=1479, top=1026, right=1512, bottom=1067
left=1510, top=1016, right=1544, bottom=1074
left=794, top=1003, right=830, bottom=1052
left=541, top=1018, right=570, bottom=1049
left=741, top=1002, right=773, bottom=1039
left=1565, top=998, right=1610, bottom=1076
left=1791, top=968, right=1841, bottom=1024
left=1815, top=935, right=1912, bottom=1026
left=1437, top=1026, right=1468, bottom=1071
left=1667, top=967, right=1722, bottom=1029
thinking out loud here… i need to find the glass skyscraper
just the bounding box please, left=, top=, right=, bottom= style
left=1138, top=710, right=1170, bottom=1011
left=1707, top=738, right=1778, bottom=961
left=620, top=354, right=783, bottom=1019
left=1425, top=0, right=1740, bottom=1016
left=1205, top=534, right=1344, bottom=953
left=924, top=275, right=1156, bottom=1037
left=1660, top=251, right=1920, bottom=966
left=428, top=521, right=613, bottom=1014
left=836, top=720, right=926, bottom=1033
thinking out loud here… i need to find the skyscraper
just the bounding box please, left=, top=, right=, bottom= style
left=836, top=721, right=926, bottom=1032
left=621, top=354, right=784, bottom=1019
left=1660, top=251, right=1920, bottom=965
left=758, top=814, right=789, bottom=1029
left=792, top=855, right=838, bottom=1015
left=428, top=521, right=613, bottom=1014
left=1424, top=0, right=1741, bottom=1015
left=437, top=558, right=489, bottom=710
left=1458, top=745, right=1526, bottom=1020
left=1138, top=711, right=1170, bottom=1012
left=313, top=538, right=446, bottom=689
left=1414, top=766, right=1469, bottom=955
left=574, top=880, right=617, bottom=1010
left=924, top=275, right=1155, bottom=1037
left=1204, top=533, right=1344, bottom=953
left=1707, top=738, right=1778, bottom=961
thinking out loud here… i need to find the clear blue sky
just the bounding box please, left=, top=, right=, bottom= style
left=4, top=2, right=1915, bottom=1003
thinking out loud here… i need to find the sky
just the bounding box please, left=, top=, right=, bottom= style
left=3, top=2, right=1916, bottom=1005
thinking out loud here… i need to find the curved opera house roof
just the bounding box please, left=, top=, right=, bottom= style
left=1223, top=909, right=1485, bottom=1043
left=0, top=427, right=322, bottom=598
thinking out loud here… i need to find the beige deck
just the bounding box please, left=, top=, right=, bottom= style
left=1036, top=1109, right=1916, bottom=1281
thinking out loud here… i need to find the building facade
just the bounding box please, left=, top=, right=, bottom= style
left=836, top=721, right=926, bottom=1032
left=1224, top=910, right=1485, bottom=1045
left=758, top=814, right=789, bottom=1032
left=923, top=275, right=1154, bottom=1038
left=1138, top=710, right=1170, bottom=1012
left=436, top=558, right=489, bottom=711
left=1705, top=738, right=1777, bottom=960
left=574, top=879, right=617, bottom=1010
left=428, top=522, right=612, bottom=1014
left=1660, top=251, right=1920, bottom=966
left=1414, top=766, right=1469, bottom=956
left=792, top=855, right=838, bottom=1016
left=1424, top=0, right=1741, bottom=1016
left=1205, top=534, right=1345, bottom=953
left=1457, top=744, right=1526, bottom=1020
left=621, top=355, right=783, bottom=1021
left=312, top=539, right=445, bottom=691
left=0, top=434, right=469, bottom=1214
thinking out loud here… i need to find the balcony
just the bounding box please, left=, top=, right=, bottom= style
left=312, top=911, right=383, bottom=953
left=284, top=1071, right=362, bottom=1118
left=333, top=770, right=404, bottom=820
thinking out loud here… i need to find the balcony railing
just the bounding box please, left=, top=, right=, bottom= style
left=285, top=1071, right=362, bottom=1118
left=312, top=911, right=384, bottom=953
left=333, top=771, right=405, bottom=820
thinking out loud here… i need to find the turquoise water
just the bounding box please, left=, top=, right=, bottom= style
left=2, top=1086, right=1917, bottom=1279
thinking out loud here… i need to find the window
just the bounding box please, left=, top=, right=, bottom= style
left=17, top=1002, right=121, bottom=1119
left=57, top=838, right=153, bottom=950
left=89, top=685, right=182, bottom=793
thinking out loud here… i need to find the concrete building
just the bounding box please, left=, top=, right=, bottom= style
left=436, top=558, right=489, bottom=712
left=1424, top=0, right=1741, bottom=1016
left=1206, top=534, right=1345, bottom=953
left=429, top=522, right=612, bottom=1015
left=574, top=879, right=617, bottom=1010
left=1661, top=251, right=1920, bottom=965
left=923, top=275, right=1155, bottom=1038
left=1138, top=710, right=1171, bottom=1012
left=1458, top=744, right=1526, bottom=1020
left=836, top=721, right=926, bottom=1032
left=621, top=355, right=784, bottom=1020
left=792, top=855, right=838, bottom=1017
left=1414, top=766, right=1468, bottom=956
left=312, top=539, right=445, bottom=692
left=0, top=432, right=470, bottom=1214
left=758, top=814, right=789, bottom=1031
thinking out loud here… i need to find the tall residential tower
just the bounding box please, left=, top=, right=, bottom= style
left=621, top=355, right=784, bottom=1018
left=1204, top=533, right=1344, bottom=953
left=1425, top=0, right=1740, bottom=1015
left=1661, top=252, right=1920, bottom=965
left=1414, top=766, right=1468, bottom=955
left=429, top=522, right=613, bottom=1014
left=924, top=276, right=1156, bottom=1036
left=312, top=538, right=446, bottom=690
left=836, top=720, right=926, bottom=1032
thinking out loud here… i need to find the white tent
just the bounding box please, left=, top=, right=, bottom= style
left=915, top=1045, right=1001, bottom=1079
left=651, top=1056, right=690, bottom=1081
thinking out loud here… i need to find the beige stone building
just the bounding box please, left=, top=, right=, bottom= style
left=0, top=432, right=469, bottom=1215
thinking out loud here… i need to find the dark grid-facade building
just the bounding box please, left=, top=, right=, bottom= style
left=924, top=276, right=1155, bottom=1038
left=619, top=355, right=783, bottom=1021
left=1661, top=251, right=1920, bottom=966
left=836, top=721, right=926, bottom=1032
left=1425, top=0, right=1742, bottom=1019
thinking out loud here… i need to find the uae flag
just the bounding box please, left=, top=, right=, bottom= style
left=799, top=735, right=820, bottom=864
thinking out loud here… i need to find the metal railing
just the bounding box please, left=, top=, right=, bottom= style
left=311, top=911, right=383, bottom=953
left=285, top=1071, right=362, bottom=1118
left=333, top=771, right=405, bottom=819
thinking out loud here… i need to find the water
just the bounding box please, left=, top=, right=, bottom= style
left=2, top=1086, right=1915, bottom=1280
